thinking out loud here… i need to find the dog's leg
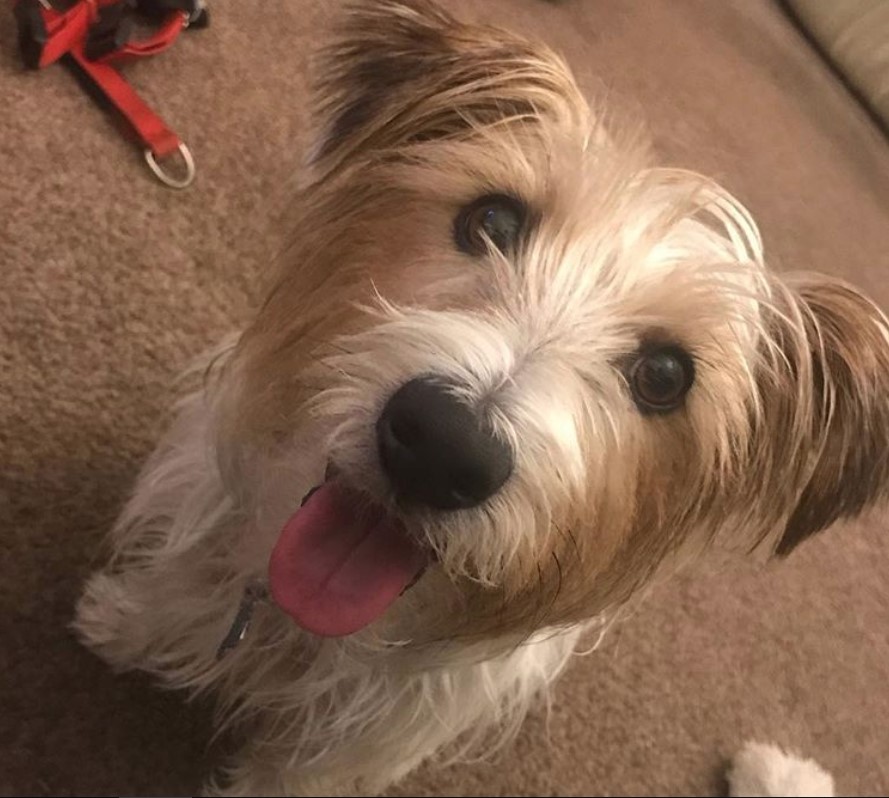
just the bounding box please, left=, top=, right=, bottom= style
left=207, top=629, right=581, bottom=797
left=209, top=735, right=435, bottom=797
left=204, top=673, right=463, bottom=796
left=74, top=389, right=243, bottom=678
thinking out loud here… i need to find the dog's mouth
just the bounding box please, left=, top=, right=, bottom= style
left=267, top=467, right=429, bottom=637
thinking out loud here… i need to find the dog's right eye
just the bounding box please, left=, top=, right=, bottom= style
left=454, top=194, right=526, bottom=256
left=628, top=345, right=695, bottom=413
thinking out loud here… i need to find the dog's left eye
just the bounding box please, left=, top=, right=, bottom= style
left=628, top=346, right=695, bottom=413
left=454, top=194, right=526, bottom=256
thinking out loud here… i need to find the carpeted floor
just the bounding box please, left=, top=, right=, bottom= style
left=2, top=1, right=888, bottom=795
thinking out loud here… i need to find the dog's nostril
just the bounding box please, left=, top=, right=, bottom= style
left=376, top=377, right=514, bottom=510
left=449, top=468, right=480, bottom=501
left=390, top=415, right=422, bottom=448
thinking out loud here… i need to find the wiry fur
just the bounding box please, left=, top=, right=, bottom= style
left=74, top=1, right=889, bottom=794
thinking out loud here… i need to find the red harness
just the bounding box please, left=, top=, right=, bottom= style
left=13, top=0, right=207, bottom=188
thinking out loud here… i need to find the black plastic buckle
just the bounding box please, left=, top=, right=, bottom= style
left=82, top=0, right=136, bottom=62
left=134, top=0, right=208, bottom=27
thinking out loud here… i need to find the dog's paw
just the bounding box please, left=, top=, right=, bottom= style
left=727, top=741, right=835, bottom=797
left=72, top=570, right=143, bottom=668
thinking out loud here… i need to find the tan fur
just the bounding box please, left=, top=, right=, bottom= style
left=763, top=276, right=889, bottom=554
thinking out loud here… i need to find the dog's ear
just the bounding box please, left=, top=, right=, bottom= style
left=762, top=275, right=889, bottom=555
left=308, top=0, right=585, bottom=171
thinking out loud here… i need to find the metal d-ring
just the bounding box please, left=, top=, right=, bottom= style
left=144, top=142, right=195, bottom=189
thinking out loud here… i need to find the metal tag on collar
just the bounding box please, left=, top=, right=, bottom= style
left=216, top=581, right=268, bottom=660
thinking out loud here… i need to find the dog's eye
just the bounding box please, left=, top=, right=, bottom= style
left=628, top=346, right=695, bottom=413
left=454, top=194, right=526, bottom=256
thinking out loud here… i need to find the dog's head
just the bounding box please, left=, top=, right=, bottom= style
left=223, top=1, right=889, bottom=646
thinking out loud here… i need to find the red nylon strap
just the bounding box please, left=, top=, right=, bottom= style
left=36, top=2, right=97, bottom=68
left=70, top=42, right=181, bottom=158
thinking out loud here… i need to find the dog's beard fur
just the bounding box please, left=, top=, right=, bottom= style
left=75, top=1, right=889, bottom=794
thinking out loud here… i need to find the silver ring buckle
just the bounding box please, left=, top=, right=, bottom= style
left=187, top=0, right=207, bottom=26
left=144, top=142, right=195, bottom=189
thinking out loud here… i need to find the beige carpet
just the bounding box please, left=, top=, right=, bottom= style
left=2, top=1, right=888, bottom=795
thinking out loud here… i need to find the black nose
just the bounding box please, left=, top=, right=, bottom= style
left=376, top=377, right=514, bottom=510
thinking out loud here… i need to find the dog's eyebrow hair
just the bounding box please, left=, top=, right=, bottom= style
left=555, top=522, right=582, bottom=562
left=549, top=551, right=564, bottom=615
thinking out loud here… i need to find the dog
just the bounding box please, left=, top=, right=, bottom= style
left=74, top=1, right=889, bottom=794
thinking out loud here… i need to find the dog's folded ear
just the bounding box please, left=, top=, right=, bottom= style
left=308, top=0, right=585, bottom=172
left=762, top=275, right=889, bottom=555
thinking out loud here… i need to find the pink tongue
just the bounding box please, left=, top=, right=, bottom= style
left=268, top=482, right=427, bottom=637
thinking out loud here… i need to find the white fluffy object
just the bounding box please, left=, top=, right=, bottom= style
left=728, top=741, right=835, bottom=797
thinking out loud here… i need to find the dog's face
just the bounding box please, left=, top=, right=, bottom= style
left=222, top=1, right=889, bottom=645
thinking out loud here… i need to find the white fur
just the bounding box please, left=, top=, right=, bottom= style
left=728, top=741, right=835, bottom=797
